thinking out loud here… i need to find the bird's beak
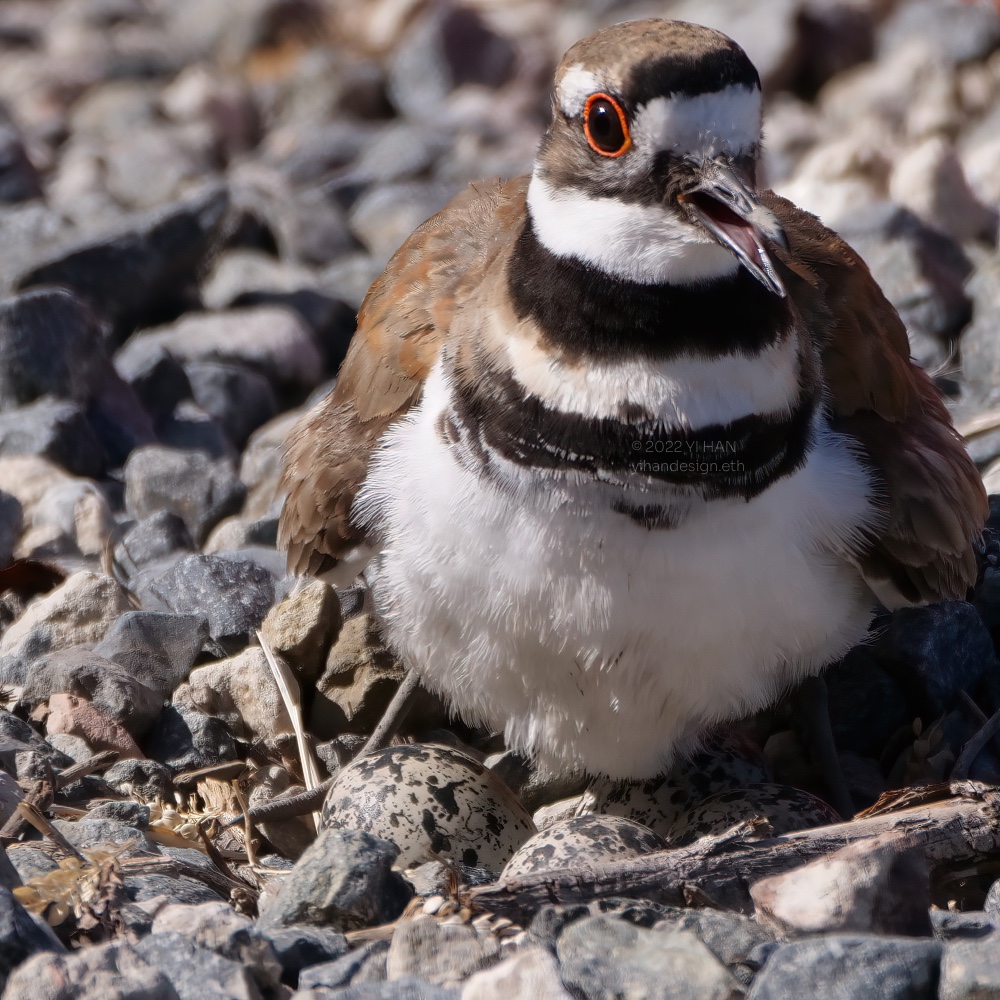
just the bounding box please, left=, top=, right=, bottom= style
left=677, top=158, right=787, bottom=298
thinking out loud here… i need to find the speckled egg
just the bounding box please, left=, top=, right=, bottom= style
left=591, top=740, right=772, bottom=841
left=668, top=782, right=841, bottom=844
left=501, top=814, right=667, bottom=881
left=320, top=743, right=536, bottom=871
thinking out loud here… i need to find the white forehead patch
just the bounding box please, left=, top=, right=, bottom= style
left=558, top=64, right=605, bottom=117
left=634, top=84, right=761, bottom=158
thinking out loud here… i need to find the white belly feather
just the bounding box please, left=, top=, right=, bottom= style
left=356, top=360, right=880, bottom=779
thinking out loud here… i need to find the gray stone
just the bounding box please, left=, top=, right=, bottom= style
left=0, top=884, right=64, bottom=992
left=986, top=877, right=1000, bottom=919
left=124, top=446, right=245, bottom=545
left=104, top=759, right=173, bottom=802
left=239, top=409, right=301, bottom=518
left=931, top=910, right=995, bottom=941
left=558, top=915, right=743, bottom=1000
left=297, top=940, right=389, bottom=991
left=0, top=397, right=107, bottom=477
left=939, top=932, right=1000, bottom=1000
left=461, top=946, right=572, bottom=1000
left=115, top=346, right=193, bottom=423
left=748, top=935, right=942, bottom=1000
left=751, top=840, right=932, bottom=937
left=15, top=186, right=230, bottom=344
left=204, top=515, right=278, bottom=554
left=386, top=3, right=515, bottom=119
left=3, top=939, right=179, bottom=1000
left=97, top=611, right=210, bottom=692
left=0, top=490, right=22, bottom=565
left=0, top=571, right=131, bottom=685
left=126, top=874, right=224, bottom=907
left=7, top=846, right=57, bottom=884
left=136, top=931, right=262, bottom=1000
left=141, top=703, right=239, bottom=772
left=386, top=921, right=500, bottom=987
left=0, top=124, right=42, bottom=204
left=261, top=580, right=342, bottom=685
left=158, top=402, right=236, bottom=461
left=20, top=648, right=167, bottom=738
left=137, top=554, right=274, bottom=651
left=258, top=828, right=412, bottom=932
left=28, top=480, right=115, bottom=558
left=115, top=512, right=195, bottom=573
left=151, top=902, right=282, bottom=996
left=311, top=980, right=460, bottom=1000
left=185, top=362, right=278, bottom=450
left=0, top=710, right=73, bottom=770
left=264, top=925, right=349, bottom=985
left=879, top=0, right=1000, bottom=66
left=52, top=818, right=160, bottom=859
left=653, top=907, right=774, bottom=978
left=115, top=306, right=324, bottom=394
left=88, top=801, right=151, bottom=827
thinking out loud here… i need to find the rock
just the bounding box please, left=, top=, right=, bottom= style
left=0, top=490, right=21, bottom=565
left=309, top=614, right=407, bottom=738
left=29, top=480, right=115, bottom=558
left=53, top=817, right=160, bottom=858
left=261, top=580, right=342, bottom=684
left=297, top=940, right=390, bottom=991
left=115, top=346, right=193, bottom=424
left=751, top=839, right=932, bottom=937
left=185, top=362, right=278, bottom=449
left=460, top=946, right=572, bottom=1000
left=825, top=647, right=910, bottom=757
left=135, top=931, right=261, bottom=1000
left=386, top=3, right=515, bottom=120
left=985, top=877, right=1000, bottom=919
left=931, top=910, right=995, bottom=941
left=0, top=772, right=23, bottom=830
left=21, top=648, right=168, bottom=738
left=2, top=939, right=178, bottom=1000
left=115, top=512, right=195, bottom=573
left=174, top=647, right=290, bottom=744
left=0, top=123, right=41, bottom=203
left=0, top=884, right=64, bottom=992
left=263, top=925, right=349, bottom=986
left=0, top=710, right=73, bottom=770
left=0, top=571, right=131, bottom=685
left=321, top=743, right=535, bottom=871
left=386, top=920, right=501, bottom=987
left=157, top=401, right=236, bottom=460
left=873, top=602, right=997, bottom=716
left=151, top=901, right=282, bottom=995
left=127, top=876, right=223, bottom=907
left=15, top=186, right=230, bottom=343
left=0, top=288, right=113, bottom=410
left=558, top=915, right=742, bottom=1000
left=124, top=446, right=246, bottom=546
left=320, top=252, right=385, bottom=310
left=939, top=933, right=1000, bottom=1000
left=257, top=828, right=412, bottom=932
left=89, top=801, right=152, bottom=827
left=303, top=979, right=460, bottom=999
left=889, top=138, right=998, bottom=244
left=136, top=554, right=274, bottom=652
left=593, top=740, right=771, bottom=841
left=0, top=397, right=107, bottom=477
left=748, top=935, right=942, bottom=999
left=203, top=515, right=278, bottom=554
left=104, top=759, right=173, bottom=802
left=115, top=307, right=324, bottom=395
left=141, top=703, right=239, bottom=772
left=879, top=0, right=1000, bottom=66
left=959, top=255, right=1000, bottom=400
left=96, top=611, right=210, bottom=694
left=45, top=691, right=144, bottom=758
left=502, top=815, right=666, bottom=881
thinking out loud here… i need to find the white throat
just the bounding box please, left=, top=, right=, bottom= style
left=526, top=173, right=740, bottom=286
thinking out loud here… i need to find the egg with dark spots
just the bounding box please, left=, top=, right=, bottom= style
left=321, top=743, right=536, bottom=870
left=501, top=815, right=667, bottom=881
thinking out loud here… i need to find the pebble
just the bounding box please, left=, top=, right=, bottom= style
left=257, top=828, right=412, bottom=933
left=386, top=920, right=501, bottom=987
left=460, top=946, right=572, bottom=1000
left=298, top=939, right=391, bottom=991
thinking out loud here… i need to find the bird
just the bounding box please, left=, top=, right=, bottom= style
left=279, top=18, right=987, bottom=782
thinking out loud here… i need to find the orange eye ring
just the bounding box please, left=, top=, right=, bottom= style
left=583, top=92, right=631, bottom=157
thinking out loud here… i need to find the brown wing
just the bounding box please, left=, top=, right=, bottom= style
left=278, top=176, right=529, bottom=577
left=762, top=192, right=987, bottom=603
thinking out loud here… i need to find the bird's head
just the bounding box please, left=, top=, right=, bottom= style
left=528, top=18, right=786, bottom=296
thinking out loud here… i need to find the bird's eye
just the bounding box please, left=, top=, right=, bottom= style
left=583, top=93, right=630, bottom=157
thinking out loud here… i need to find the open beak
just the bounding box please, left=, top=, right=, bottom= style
left=677, top=158, right=787, bottom=298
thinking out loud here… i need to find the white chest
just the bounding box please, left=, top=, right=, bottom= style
left=356, top=363, right=880, bottom=778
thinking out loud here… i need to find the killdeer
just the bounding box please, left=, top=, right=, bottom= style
left=279, top=19, right=987, bottom=780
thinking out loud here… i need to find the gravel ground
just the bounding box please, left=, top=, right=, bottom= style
left=1, top=0, right=1000, bottom=997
